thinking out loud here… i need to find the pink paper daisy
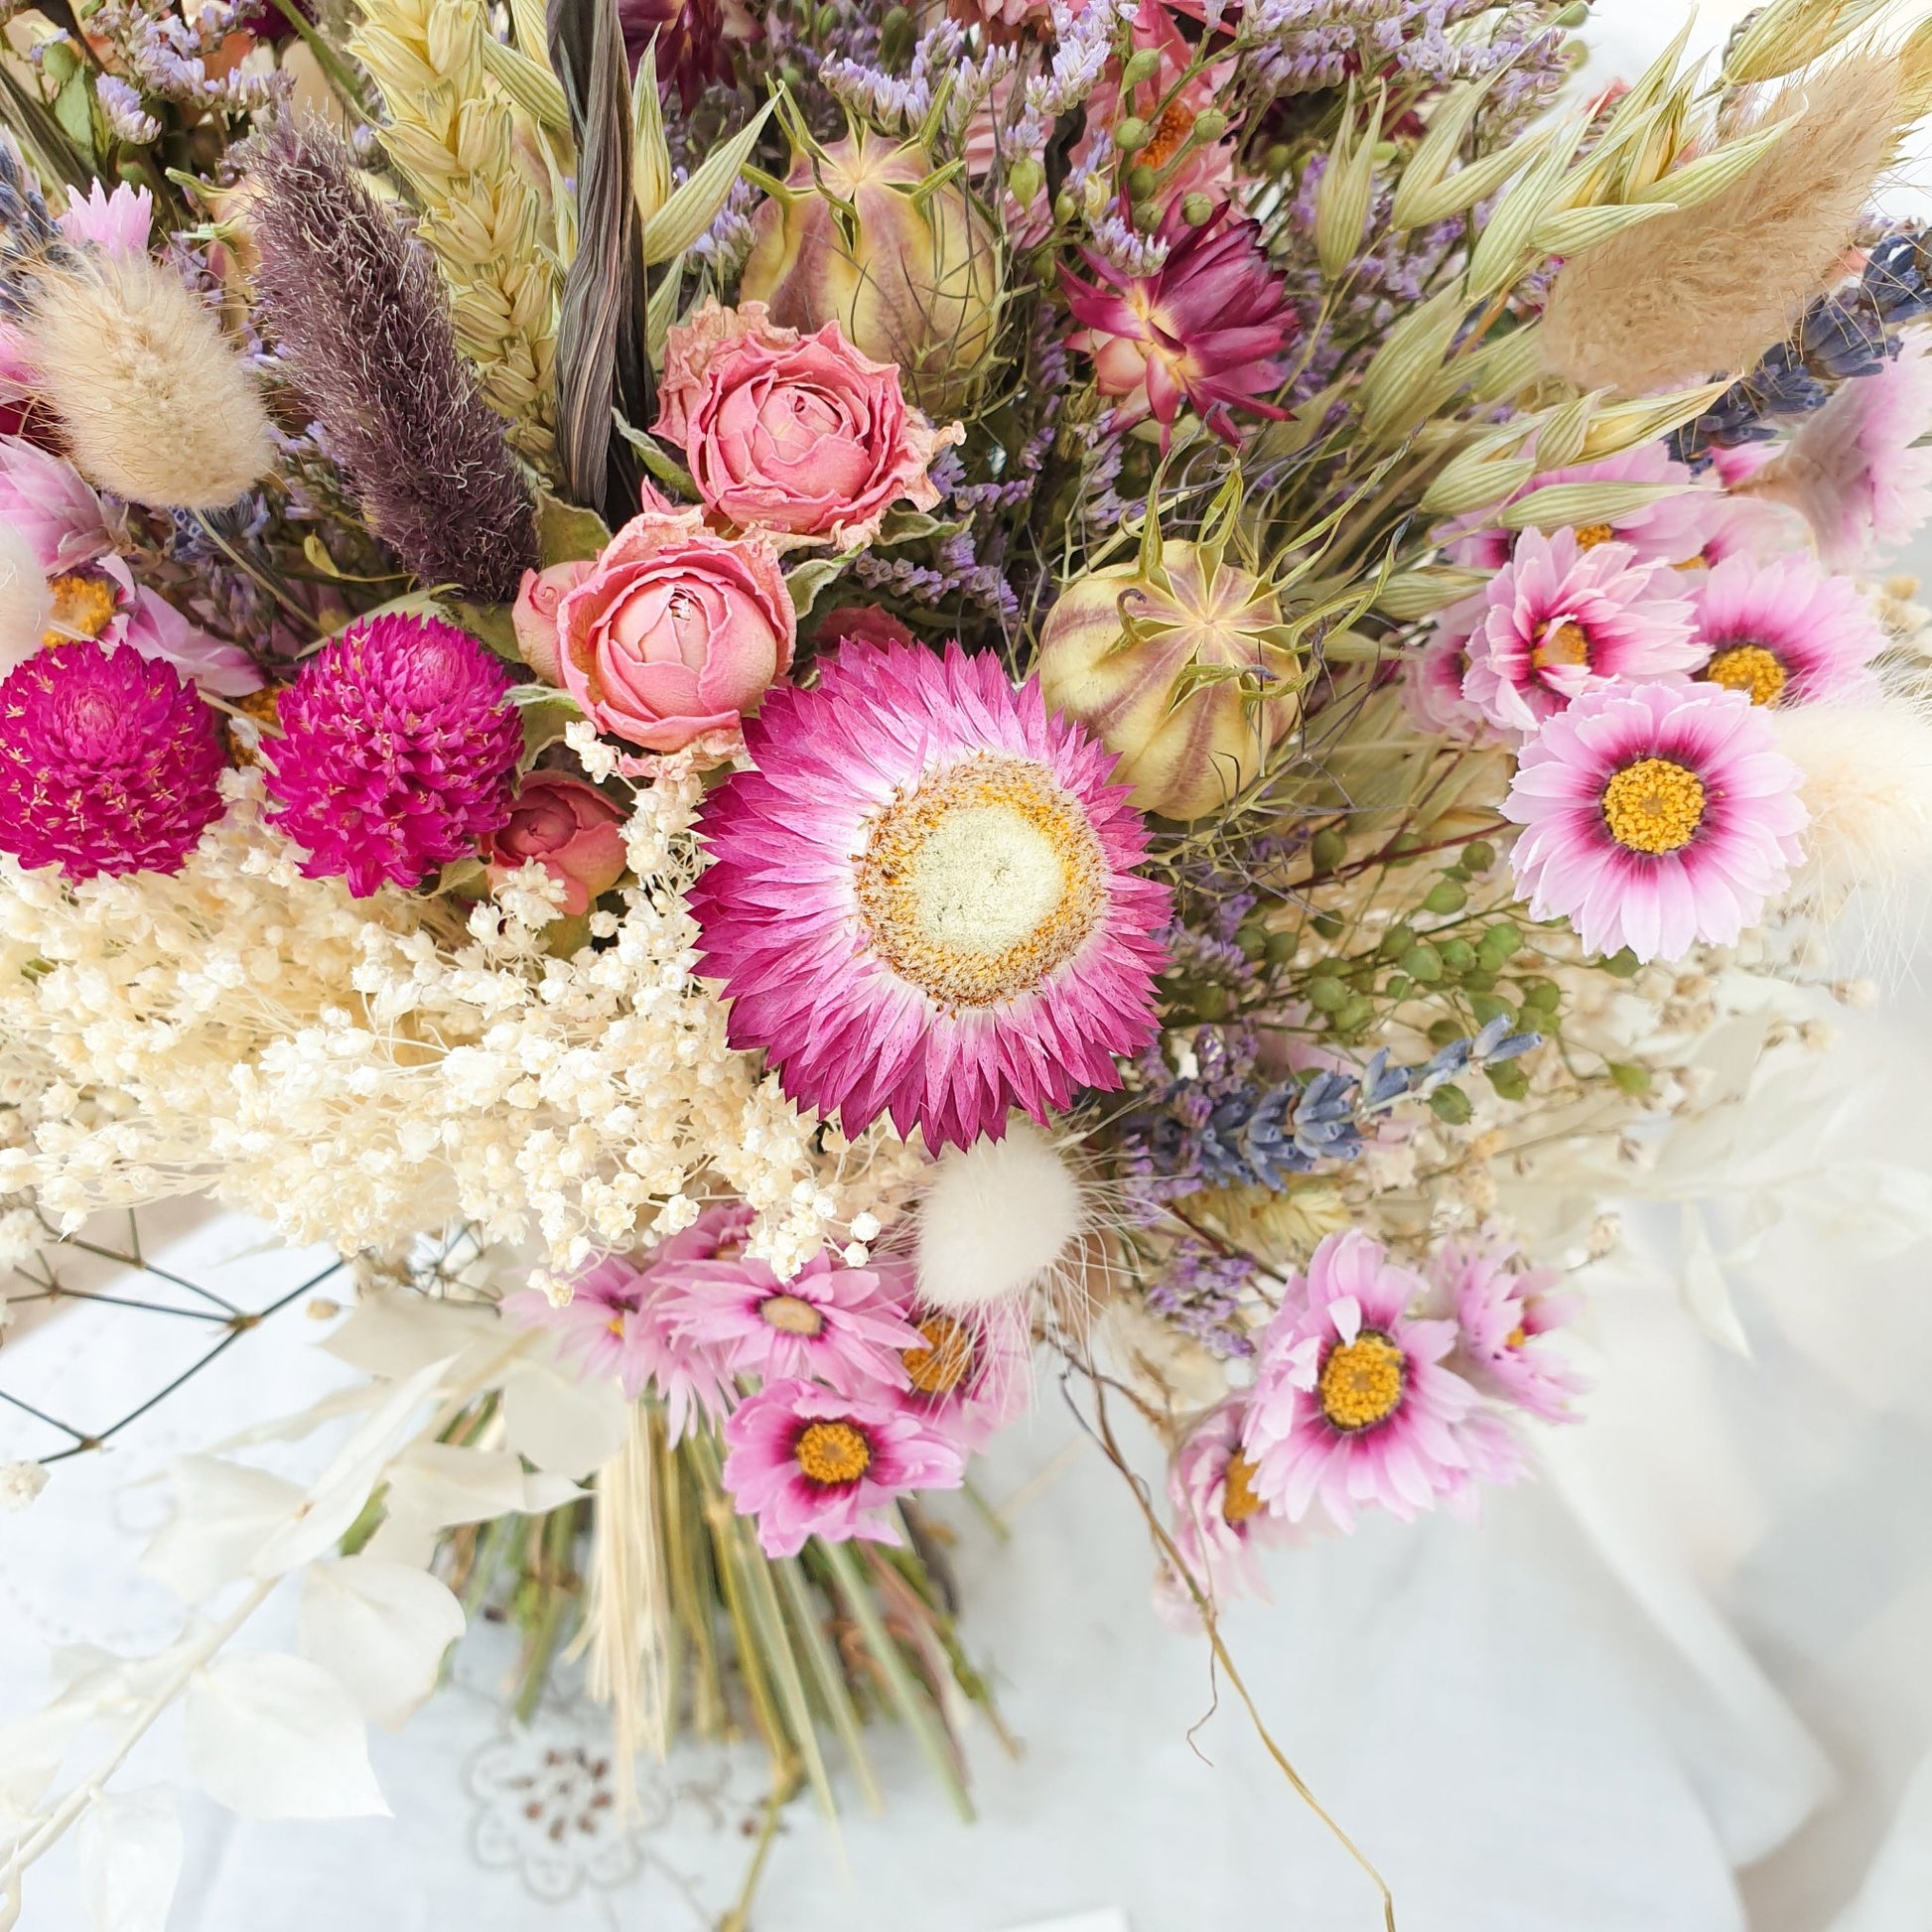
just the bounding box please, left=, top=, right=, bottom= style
left=895, top=1294, right=1032, bottom=1450
left=689, top=638, right=1173, bottom=1149
left=721, top=1377, right=966, bottom=1558
left=1437, top=1235, right=1586, bottom=1426
left=661, top=1247, right=922, bottom=1395
left=1503, top=680, right=1808, bottom=963
left=1240, top=1229, right=1505, bottom=1531
left=1404, top=606, right=1490, bottom=740
left=1690, top=553, right=1884, bottom=709
left=504, top=1204, right=751, bottom=1439
left=1460, top=528, right=1702, bottom=733
left=1766, top=334, right=1932, bottom=567
left=1160, top=1398, right=1278, bottom=1620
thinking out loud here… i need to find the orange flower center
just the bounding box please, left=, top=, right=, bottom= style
left=1140, top=100, right=1197, bottom=172
left=1700, top=642, right=1788, bottom=707
left=903, top=1311, right=975, bottom=1395
left=1573, top=523, right=1617, bottom=549
left=1601, top=757, right=1706, bottom=854
left=794, top=1419, right=873, bottom=1487
left=1220, top=1449, right=1266, bottom=1524
left=1533, top=620, right=1592, bottom=671
left=45, top=571, right=119, bottom=646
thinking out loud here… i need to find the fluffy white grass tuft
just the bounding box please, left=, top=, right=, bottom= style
left=1776, top=697, right=1932, bottom=897
left=913, top=1119, right=1087, bottom=1312
left=0, top=519, right=49, bottom=674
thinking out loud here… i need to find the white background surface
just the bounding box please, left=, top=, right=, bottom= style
left=9, top=3, right=1932, bottom=1928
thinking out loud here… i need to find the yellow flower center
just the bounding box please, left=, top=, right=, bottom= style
left=1601, top=756, right=1707, bottom=854
left=1317, top=1331, right=1406, bottom=1432
left=794, top=1419, right=873, bottom=1487
left=1701, top=642, right=1788, bottom=707
left=902, top=1311, right=975, bottom=1396
left=1532, top=620, right=1592, bottom=671
left=1573, top=523, right=1617, bottom=549
left=1220, top=1449, right=1266, bottom=1524
left=759, top=1293, right=825, bottom=1337
left=855, top=755, right=1106, bottom=1010
left=1505, top=1323, right=1529, bottom=1350
left=44, top=571, right=119, bottom=646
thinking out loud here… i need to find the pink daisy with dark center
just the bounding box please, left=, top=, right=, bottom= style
left=0, top=640, right=225, bottom=880
left=689, top=637, right=1173, bottom=1149
left=721, top=1377, right=966, bottom=1559
left=1690, top=554, right=1885, bottom=709
left=1061, top=203, right=1299, bottom=447
left=1503, top=680, right=1808, bottom=963
left=263, top=613, right=521, bottom=897
left=1460, top=528, right=1703, bottom=734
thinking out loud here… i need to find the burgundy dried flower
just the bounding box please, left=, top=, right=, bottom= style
left=0, top=640, right=226, bottom=880
left=264, top=615, right=521, bottom=897
left=1062, top=204, right=1300, bottom=446
left=619, top=0, right=744, bottom=106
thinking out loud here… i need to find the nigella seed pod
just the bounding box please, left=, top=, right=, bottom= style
left=1037, top=542, right=1301, bottom=821
left=739, top=130, right=1000, bottom=415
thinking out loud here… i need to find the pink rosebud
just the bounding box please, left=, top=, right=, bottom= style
left=485, top=772, right=628, bottom=914
left=555, top=505, right=795, bottom=753
left=655, top=301, right=960, bottom=550
left=513, top=559, right=593, bottom=684
left=815, top=604, right=915, bottom=651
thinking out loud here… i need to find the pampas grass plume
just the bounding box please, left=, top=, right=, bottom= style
left=914, top=1120, right=1086, bottom=1313
left=1543, top=54, right=1902, bottom=393
left=27, top=253, right=271, bottom=509
left=1774, top=696, right=1932, bottom=895
left=0, top=518, right=49, bottom=673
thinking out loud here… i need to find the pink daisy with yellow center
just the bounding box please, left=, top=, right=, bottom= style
left=1158, top=1398, right=1280, bottom=1623
left=895, top=1295, right=1032, bottom=1449
left=1503, top=680, right=1808, bottom=963
left=1437, top=1235, right=1587, bottom=1426
left=1241, top=1230, right=1511, bottom=1531
left=721, top=1377, right=966, bottom=1559
left=1690, top=554, right=1885, bottom=709
left=690, top=636, right=1173, bottom=1149
left=1460, top=527, right=1703, bottom=733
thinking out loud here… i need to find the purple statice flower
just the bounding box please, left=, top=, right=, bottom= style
left=823, top=18, right=966, bottom=131
left=1146, top=1237, right=1260, bottom=1360
left=95, top=74, right=160, bottom=145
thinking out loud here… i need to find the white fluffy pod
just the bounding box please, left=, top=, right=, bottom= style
left=913, top=1120, right=1088, bottom=1313
left=1774, top=698, right=1932, bottom=897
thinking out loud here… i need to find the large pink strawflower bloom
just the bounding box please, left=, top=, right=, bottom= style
left=721, top=1377, right=966, bottom=1559
left=1062, top=203, right=1298, bottom=447
left=1241, top=1230, right=1510, bottom=1531
left=662, top=1248, right=922, bottom=1394
left=689, top=638, right=1172, bottom=1150
left=264, top=614, right=521, bottom=897
left=1460, top=528, right=1702, bottom=733
left=0, top=640, right=225, bottom=879
left=1758, top=334, right=1932, bottom=567
left=1503, top=680, right=1808, bottom=963
left=1690, top=553, right=1885, bottom=709
left=1437, top=1236, right=1587, bottom=1426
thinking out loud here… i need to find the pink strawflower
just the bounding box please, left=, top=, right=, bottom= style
left=1460, top=528, right=1702, bottom=733
left=689, top=638, right=1172, bottom=1149
left=1762, top=335, right=1932, bottom=567
left=1690, top=553, right=1884, bottom=709
left=721, top=1377, right=966, bottom=1558
left=1241, top=1230, right=1510, bottom=1531
left=0, top=640, right=225, bottom=879
left=1062, top=203, right=1298, bottom=447
left=896, top=1295, right=1032, bottom=1450
left=661, top=1248, right=922, bottom=1394
left=58, top=181, right=154, bottom=257
left=1503, top=680, right=1808, bottom=963
left=1437, top=1236, right=1586, bottom=1426
left=264, top=614, right=520, bottom=897
left=1160, top=1398, right=1278, bottom=1621
left=505, top=1204, right=752, bottom=1439
left=1403, top=612, right=1489, bottom=740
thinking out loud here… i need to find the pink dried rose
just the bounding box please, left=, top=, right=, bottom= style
left=484, top=772, right=628, bottom=914
left=511, top=559, right=592, bottom=684
left=554, top=505, right=796, bottom=753
left=655, top=302, right=961, bottom=550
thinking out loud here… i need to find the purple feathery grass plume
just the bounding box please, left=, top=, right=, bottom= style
left=242, top=118, right=536, bottom=605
